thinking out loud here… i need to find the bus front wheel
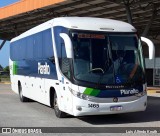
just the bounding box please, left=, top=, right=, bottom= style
left=53, top=92, right=66, bottom=118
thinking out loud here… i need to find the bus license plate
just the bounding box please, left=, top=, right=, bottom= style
left=110, top=106, right=123, bottom=111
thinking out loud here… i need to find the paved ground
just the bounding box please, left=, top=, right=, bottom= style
left=0, top=84, right=160, bottom=135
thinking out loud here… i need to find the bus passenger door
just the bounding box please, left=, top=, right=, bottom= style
left=60, top=43, right=73, bottom=113
left=60, top=76, right=73, bottom=114
left=58, top=32, right=73, bottom=114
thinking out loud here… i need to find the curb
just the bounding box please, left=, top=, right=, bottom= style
left=147, top=90, right=160, bottom=94
left=0, top=82, right=11, bottom=84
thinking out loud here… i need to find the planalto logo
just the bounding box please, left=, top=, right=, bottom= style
left=120, top=89, right=139, bottom=95
left=38, top=62, right=50, bottom=75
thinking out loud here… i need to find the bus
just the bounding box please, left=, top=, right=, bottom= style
left=10, top=17, right=155, bottom=118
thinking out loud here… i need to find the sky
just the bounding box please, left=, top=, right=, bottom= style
left=0, top=0, right=20, bottom=68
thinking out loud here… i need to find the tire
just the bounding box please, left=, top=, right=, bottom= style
left=18, top=82, right=28, bottom=102
left=53, top=92, right=66, bottom=118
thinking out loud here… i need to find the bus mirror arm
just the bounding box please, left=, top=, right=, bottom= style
left=141, top=37, right=155, bottom=60
left=60, top=33, right=73, bottom=58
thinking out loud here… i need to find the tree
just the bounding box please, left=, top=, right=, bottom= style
left=0, top=65, right=3, bottom=71
left=3, top=66, right=9, bottom=72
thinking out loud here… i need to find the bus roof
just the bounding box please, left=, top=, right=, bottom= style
left=11, top=17, right=136, bottom=42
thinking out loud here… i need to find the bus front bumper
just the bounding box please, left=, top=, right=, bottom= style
left=72, top=95, right=147, bottom=116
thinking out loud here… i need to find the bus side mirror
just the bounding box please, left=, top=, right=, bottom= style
left=141, top=37, right=155, bottom=60
left=60, top=33, right=73, bottom=58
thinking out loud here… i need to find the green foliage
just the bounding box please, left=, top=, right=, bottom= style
left=3, top=66, right=9, bottom=72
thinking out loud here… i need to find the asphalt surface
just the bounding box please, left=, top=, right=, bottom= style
left=0, top=84, right=160, bottom=135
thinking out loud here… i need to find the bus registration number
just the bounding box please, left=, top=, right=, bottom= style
left=110, top=106, right=123, bottom=111
left=88, top=104, right=99, bottom=108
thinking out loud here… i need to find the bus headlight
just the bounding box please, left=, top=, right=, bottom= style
left=69, top=87, right=89, bottom=100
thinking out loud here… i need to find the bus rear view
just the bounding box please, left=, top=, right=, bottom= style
left=10, top=17, right=154, bottom=118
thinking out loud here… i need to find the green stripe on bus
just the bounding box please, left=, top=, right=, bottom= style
left=90, top=89, right=100, bottom=96
left=83, top=88, right=100, bottom=96
left=83, top=88, right=93, bottom=95
left=13, top=61, right=18, bottom=75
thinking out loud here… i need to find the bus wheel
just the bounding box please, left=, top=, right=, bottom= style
left=53, top=92, right=66, bottom=118
left=18, top=82, right=28, bottom=102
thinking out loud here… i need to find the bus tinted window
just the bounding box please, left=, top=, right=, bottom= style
left=26, top=36, right=34, bottom=59
left=43, top=29, right=53, bottom=58
left=34, top=31, right=43, bottom=59
left=10, top=29, right=53, bottom=61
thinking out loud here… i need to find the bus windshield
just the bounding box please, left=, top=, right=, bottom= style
left=71, top=31, right=145, bottom=85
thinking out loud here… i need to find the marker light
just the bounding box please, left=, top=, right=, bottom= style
left=100, top=28, right=114, bottom=31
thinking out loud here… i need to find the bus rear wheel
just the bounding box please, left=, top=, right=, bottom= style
left=18, top=82, right=28, bottom=102
left=53, top=92, right=66, bottom=118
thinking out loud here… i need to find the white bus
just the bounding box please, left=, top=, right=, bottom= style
left=10, top=17, right=155, bottom=118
